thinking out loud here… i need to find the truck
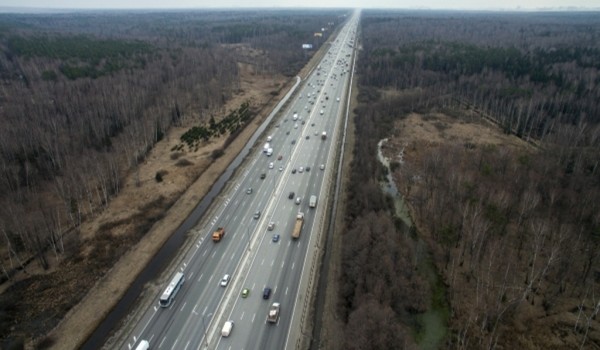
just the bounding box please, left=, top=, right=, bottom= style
left=292, top=212, right=304, bottom=239
left=267, top=302, right=281, bottom=323
left=321, top=131, right=327, bottom=140
left=221, top=320, right=234, bottom=337
left=309, top=195, right=317, bottom=208
left=212, top=227, right=225, bottom=242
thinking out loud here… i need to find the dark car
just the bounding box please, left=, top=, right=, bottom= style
left=260, top=173, right=266, bottom=179
left=306, top=166, right=311, bottom=172
left=288, top=191, right=295, bottom=199
left=291, top=140, right=296, bottom=145
left=263, top=287, right=272, bottom=299
left=291, top=168, right=297, bottom=174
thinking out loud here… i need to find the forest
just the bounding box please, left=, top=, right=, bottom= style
left=337, top=10, right=600, bottom=349
left=0, top=9, right=342, bottom=348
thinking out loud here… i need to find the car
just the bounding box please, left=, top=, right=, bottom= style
left=254, top=210, right=261, bottom=219
left=291, top=140, right=296, bottom=145
left=306, top=136, right=310, bottom=140
left=299, top=166, right=304, bottom=173
left=269, top=162, right=274, bottom=169
left=220, top=274, right=231, bottom=287
left=291, top=168, right=297, bottom=174
left=301, top=121, right=305, bottom=125
left=268, top=222, right=275, bottom=231
left=306, top=166, right=311, bottom=172
left=279, top=166, right=283, bottom=172
left=241, top=288, right=250, bottom=298
left=247, top=187, right=252, bottom=194
left=286, top=131, right=290, bottom=135
left=277, top=155, right=283, bottom=160
left=294, top=124, right=298, bottom=129
left=288, top=191, right=295, bottom=199
left=295, top=197, right=301, bottom=205
left=263, top=287, right=272, bottom=299
left=314, top=131, right=319, bottom=136
left=272, top=234, right=280, bottom=242
left=260, top=173, right=266, bottom=179
left=311, top=123, right=315, bottom=126
left=320, top=164, right=325, bottom=170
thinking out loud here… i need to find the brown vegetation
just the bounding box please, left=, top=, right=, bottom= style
left=331, top=10, right=600, bottom=350
left=0, top=10, right=345, bottom=349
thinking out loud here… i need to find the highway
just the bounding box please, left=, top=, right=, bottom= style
left=119, top=12, right=359, bottom=350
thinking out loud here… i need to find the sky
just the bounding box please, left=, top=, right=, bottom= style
left=0, top=0, right=599, bottom=10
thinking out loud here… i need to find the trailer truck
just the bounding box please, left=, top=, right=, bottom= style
left=292, top=212, right=304, bottom=239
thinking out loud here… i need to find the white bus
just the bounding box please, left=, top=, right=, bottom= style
left=159, top=272, right=185, bottom=307
left=135, top=340, right=150, bottom=350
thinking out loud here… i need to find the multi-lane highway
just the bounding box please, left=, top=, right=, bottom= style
left=119, top=12, right=359, bottom=350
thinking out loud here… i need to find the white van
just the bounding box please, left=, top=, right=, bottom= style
left=222, top=320, right=234, bottom=337
left=135, top=340, right=150, bottom=350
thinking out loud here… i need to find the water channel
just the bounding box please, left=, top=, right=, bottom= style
left=376, top=138, right=448, bottom=350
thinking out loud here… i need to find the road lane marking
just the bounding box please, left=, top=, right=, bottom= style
left=270, top=259, right=274, bottom=266
left=291, top=262, right=295, bottom=270
left=159, top=336, right=166, bottom=348
left=285, top=287, right=289, bottom=295
left=202, top=249, right=208, bottom=257
left=211, top=251, right=216, bottom=258
left=184, top=341, right=190, bottom=350
left=197, top=273, right=203, bottom=282
left=261, top=259, right=265, bottom=265
left=189, top=271, right=194, bottom=279
left=240, top=311, right=245, bottom=320
left=252, top=313, right=256, bottom=323
left=180, top=302, right=187, bottom=312
left=202, top=306, right=208, bottom=315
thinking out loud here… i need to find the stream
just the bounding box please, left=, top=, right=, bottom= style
left=376, top=138, right=448, bottom=350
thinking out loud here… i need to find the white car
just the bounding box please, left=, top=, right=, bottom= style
left=299, top=166, right=304, bottom=173
left=269, top=162, right=274, bottom=169
left=295, top=197, right=301, bottom=205
left=320, top=164, right=325, bottom=170
left=220, top=274, right=231, bottom=287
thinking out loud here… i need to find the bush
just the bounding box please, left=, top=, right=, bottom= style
left=155, top=170, right=168, bottom=182
left=211, top=148, right=225, bottom=160
left=175, top=158, right=193, bottom=167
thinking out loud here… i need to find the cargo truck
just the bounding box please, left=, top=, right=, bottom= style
left=212, top=227, right=225, bottom=242
left=309, top=195, right=317, bottom=208
left=267, top=302, right=280, bottom=323
left=292, top=212, right=304, bottom=239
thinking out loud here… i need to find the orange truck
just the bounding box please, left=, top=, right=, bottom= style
left=212, top=227, right=225, bottom=242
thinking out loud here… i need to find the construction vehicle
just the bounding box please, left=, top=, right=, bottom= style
left=267, top=302, right=280, bottom=323
left=292, top=212, right=304, bottom=239
left=212, top=227, right=225, bottom=242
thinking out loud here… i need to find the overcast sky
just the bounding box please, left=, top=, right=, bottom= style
left=1, top=0, right=599, bottom=10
